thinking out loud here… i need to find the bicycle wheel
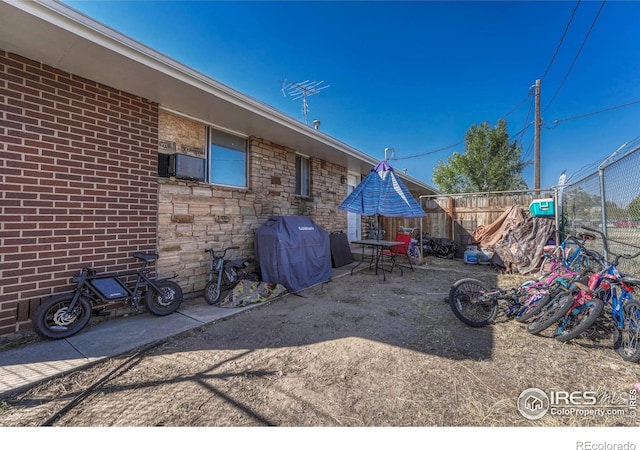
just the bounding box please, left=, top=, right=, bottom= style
left=448, top=278, right=498, bottom=327
left=516, top=283, right=563, bottom=322
left=204, top=275, right=221, bottom=305
left=614, top=300, right=640, bottom=362
left=515, top=288, right=552, bottom=322
left=554, top=298, right=605, bottom=342
left=527, top=292, right=574, bottom=335
left=32, top=294, right=92, bottom=339
left=144, top=280, right=183, bottom=316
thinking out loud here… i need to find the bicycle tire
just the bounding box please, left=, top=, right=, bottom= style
left=204, top=275, right=222, bottom=305
left=515, top=288, right=552, bottom=322
left=144, top=280, right=183, bottom=316
left=448, top=278, right=498, bottom=327
left=613, top=300, right=640, bottom=362
left=527, top=292, right=574, bottom=335
left=518, top=282, right=568, bottom=322
left=32, top=294, right=92, bottom=340
left=554, top=298, right=605, bottom=342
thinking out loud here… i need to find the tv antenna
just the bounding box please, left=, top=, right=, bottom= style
left=281, top=79, right=330, bottom=125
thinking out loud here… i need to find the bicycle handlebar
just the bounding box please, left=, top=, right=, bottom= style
left=204, top=246, right=240, bottom=256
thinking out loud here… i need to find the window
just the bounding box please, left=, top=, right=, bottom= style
left=208, top=128, right=247, bottom=187
left=296, top=155, right=310, bottom=196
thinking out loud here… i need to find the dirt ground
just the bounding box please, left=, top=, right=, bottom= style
left=1, top=256, right=640, bottom=429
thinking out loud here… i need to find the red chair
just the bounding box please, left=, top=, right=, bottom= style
left=382, top=232, right=414, bottom=273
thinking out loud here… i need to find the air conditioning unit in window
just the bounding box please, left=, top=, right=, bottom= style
left=160, top=153, right=205, bottom=181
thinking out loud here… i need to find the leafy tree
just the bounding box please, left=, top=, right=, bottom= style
left=605, top=200, right=628, bottom=221
left=628, top=194, right=640, bottom=220
left=432, top=120, right=530, bottom=193
left=563, top=187, right=601, bottom=220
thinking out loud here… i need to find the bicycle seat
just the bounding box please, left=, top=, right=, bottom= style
left=578, top=233, right=596, bottom=241
left=229, top=257, right=251, bottom=267
left=133, top=252, right=158, bottom=261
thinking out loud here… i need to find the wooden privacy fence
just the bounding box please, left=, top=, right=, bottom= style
left=417, top=189, right=555, bottom=257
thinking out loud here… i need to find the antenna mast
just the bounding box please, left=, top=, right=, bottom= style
left=281, top=79, right=330, bottom=124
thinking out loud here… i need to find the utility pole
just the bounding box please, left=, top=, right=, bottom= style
left=534, top=79, right=541, bottom=192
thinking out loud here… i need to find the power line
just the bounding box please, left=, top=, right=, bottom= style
left=499, top=94, right=531, bottom=121
left=390, top=95, right=533, bottom=162
left=565, top=135, right=640, bottom=183
left=390, top=140, right=464, bottom=161
left=519, top=94, right=535, bottom=139
left=549, top=98, right=640, bottom=128
left=543, top=0, right=607, bottom=114
left=511, top=122, right=533, bottom=146
left=541, top=0, right=582, bottom=82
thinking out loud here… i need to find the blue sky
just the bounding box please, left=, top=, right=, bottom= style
left=63, top=0, right=640, bottom=190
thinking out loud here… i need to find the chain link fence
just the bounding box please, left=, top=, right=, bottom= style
left=561, top=142, right=640, bottom=275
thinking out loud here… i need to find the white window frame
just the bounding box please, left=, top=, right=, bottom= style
left=208, top=127, right=248, bottom=188
left=296, top=154, right=310, bottom=197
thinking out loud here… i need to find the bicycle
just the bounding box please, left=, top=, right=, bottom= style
left=551, top=227, right=640, bottom=354
left=511, top=257, right=581, bottom=322
left=33, top=252, right=183, bottom=340
left=546, top=230, right=602, bottom=275
left=526, top=269, right=610, bottom=337
left=535, top=271, right=606, bottom=340
left=448, top=277, right=562, bottom=328
left=449, top=245, right=589, bottom=328
left=602, top=268, right=640, bottom=361
left=526, top=231, right=610, bottom=335
left=203, top=246, right=258, bottom=305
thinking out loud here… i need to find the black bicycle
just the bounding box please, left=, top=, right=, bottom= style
left=33, top=252, right=183, bottom=339
left=203, top=246, right=257, bottom=305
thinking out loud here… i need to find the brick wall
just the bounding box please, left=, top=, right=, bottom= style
left=0, top=50, right=159, bottom=335
left=158, top=136, right=349, bottom=293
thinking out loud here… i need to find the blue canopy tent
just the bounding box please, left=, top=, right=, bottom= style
left=339, top=160, right=426, bottom=234
left=339, top=160, right=426, bottom=270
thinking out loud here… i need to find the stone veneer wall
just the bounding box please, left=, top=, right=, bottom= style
left=157, top=136, right=349, bottom=294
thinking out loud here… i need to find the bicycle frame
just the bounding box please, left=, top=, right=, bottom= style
left=33, top=252, right=183, bottom=340
left=565, top=271, right=605, bottom=313
left=208, top=253, right=226, bottom=284
left=206, top=246, right=239, bottom=283
left=519, top=256, right=579, bottom=299
left=548, top=232, right=597, bottom=273
left=601, top=275, right=636, bottom=330
left=553, top=228, right=640, bottom=341
left=70, top=257, right=161, bottom=311
left=203, top=246, right=256, bottom=305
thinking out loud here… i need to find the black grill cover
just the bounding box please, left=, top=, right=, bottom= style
left=254, top=216, right=331, bottom=293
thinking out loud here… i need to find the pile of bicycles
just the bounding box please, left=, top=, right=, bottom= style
left=448, top=226, right=640, bottom=363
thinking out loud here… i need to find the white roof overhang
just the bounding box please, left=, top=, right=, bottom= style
left=0, top=0, right=437, bottom=194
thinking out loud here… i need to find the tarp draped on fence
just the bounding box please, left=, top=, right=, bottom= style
left=472, top=204, right=525, bottom=249
left=492, top=216, right=555, bottom=274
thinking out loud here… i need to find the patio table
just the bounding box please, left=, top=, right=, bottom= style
left=350, top=239, right=404, bottom=281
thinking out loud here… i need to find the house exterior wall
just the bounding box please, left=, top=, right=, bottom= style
left=0, top=50, right=350, bottom=336
left=157, top=132, right=349, bottom=293
left=0, top=50, right=159, bottom=336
